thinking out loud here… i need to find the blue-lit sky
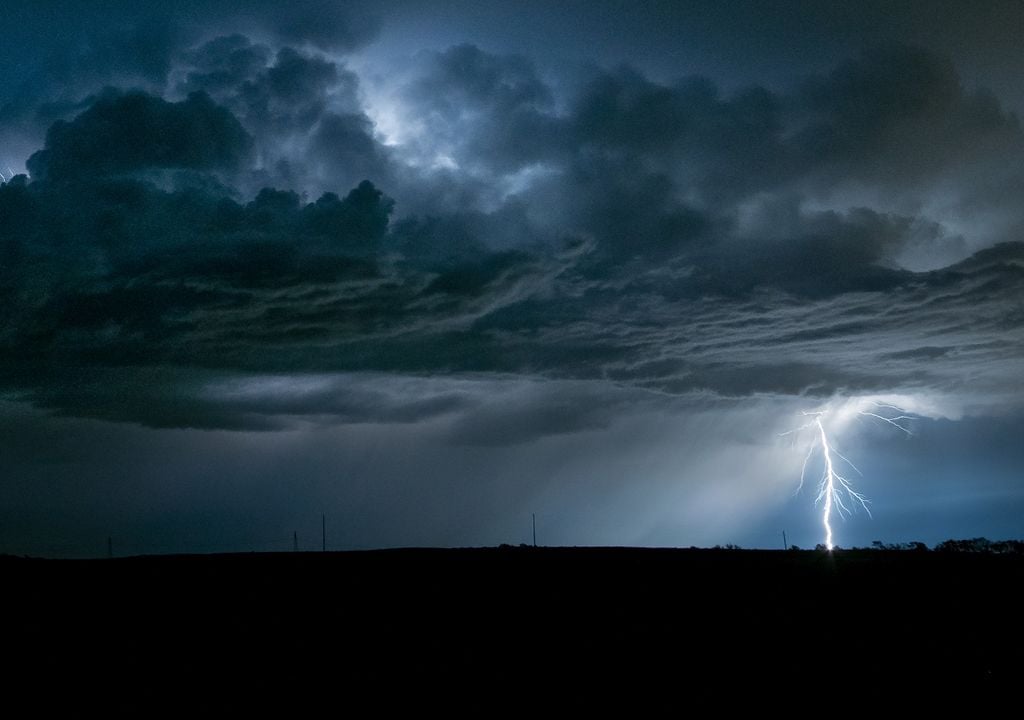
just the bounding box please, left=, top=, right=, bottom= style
left=2, top=1, right=1023, bottom=556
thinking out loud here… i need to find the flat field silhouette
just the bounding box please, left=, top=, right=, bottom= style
left=4, top=546, right=1020, bottom=708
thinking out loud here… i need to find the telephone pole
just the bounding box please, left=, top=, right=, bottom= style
left=322, top=513, right=326, bottom=552
left=293, top=531, right=298, bottom=552
left=782, top=530, right=788, bottom=551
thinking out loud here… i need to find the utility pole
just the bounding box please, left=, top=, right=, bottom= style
left=532, top=513, right=537, bottom=547
left=782, top=530, right=788, bottom=551
left=293, top=531, right=298, bottom=552
left=322, top=513, right=326, bottom=552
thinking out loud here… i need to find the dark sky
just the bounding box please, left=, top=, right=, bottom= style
left=2, top=1, right=1023, bottom=556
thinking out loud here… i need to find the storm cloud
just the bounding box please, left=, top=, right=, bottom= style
left=1, top=1, right=1023, bottom=554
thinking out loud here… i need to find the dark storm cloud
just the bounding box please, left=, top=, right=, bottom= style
left=565, top=69, right=786, bottom=203
left=173, top=34, right=395, bottom=196
left=413, top=44, right=552, bottom=113
left=4, top=162, right=1022, bottom=432
left=404, top=44, right=560, bottom=172
left=308, top=113, right=394, bottom=190
left=399, top=43, right=1023, bottom=256
left=220, top=46, right=351, bottom=133
left=25, top=90, right=253, bottom=181
left=694, top=205, right=913, bottom=297
left=792, top=45, right=1022, bottom=191
left=2, top=31, right=1024, bottom=436
left=177, top=35, right=275, bottom=97
left=0, top=1, right=381, bottom=169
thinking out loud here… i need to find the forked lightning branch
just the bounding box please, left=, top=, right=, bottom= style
left=782, top=401, right=915, bottom=550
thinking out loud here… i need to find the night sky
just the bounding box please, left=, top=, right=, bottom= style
left=2, top=1, right=1023, bottom=557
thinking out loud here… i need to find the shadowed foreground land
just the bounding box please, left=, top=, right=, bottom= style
left=4, top=547, right=1023, bottom=706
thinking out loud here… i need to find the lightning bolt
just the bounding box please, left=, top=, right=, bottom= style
left=782, top=400, right=915, bottom=550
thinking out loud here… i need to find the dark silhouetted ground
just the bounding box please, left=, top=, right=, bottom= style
left=3, top=547, right=1022, bottom=709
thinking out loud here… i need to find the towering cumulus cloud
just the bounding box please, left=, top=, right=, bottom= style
left=26, top=90, right=253, bottom=180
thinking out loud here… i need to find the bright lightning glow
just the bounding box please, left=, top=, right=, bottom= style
left=782, top=400, right=915, bottom=550
left=816, top=416, right=836, bottom=549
